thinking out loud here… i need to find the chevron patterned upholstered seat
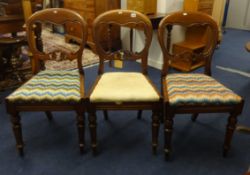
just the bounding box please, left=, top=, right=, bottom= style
left=7, top=70, right=81, bottom=104
left=158, top=12, right=244, bottom=159
left=5, top=8, right=88, bottom=155
left=166, top=73, right=242, bottom=106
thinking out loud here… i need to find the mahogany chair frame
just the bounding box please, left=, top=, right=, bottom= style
left=5, top=8, right=88, bottom=155
left=158, top=11, right=244, bottom=160
left=87, top=9, right=162, bottom=155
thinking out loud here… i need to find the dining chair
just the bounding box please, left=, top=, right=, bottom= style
left=5, top=8, right=87, bottom=155
left=158, top=11, right=244, bottom=160
left=87, top=9, right=161, bottom=155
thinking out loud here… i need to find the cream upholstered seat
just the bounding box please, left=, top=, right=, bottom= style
left=87, top=10, right=162, bottom=155
left=166, top=73, right=242, bottom=106
left=90, top=72, right=160, bottom=103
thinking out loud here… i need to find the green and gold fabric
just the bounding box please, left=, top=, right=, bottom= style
left=7, top=70, right=81, bottom=104
left=166, top=73, right=242, bottom=106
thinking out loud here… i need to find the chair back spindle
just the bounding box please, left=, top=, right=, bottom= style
left=93, top=9, right=153, bottom=75
left=158, top=11, right=218, bottom=76
left=26, top=8, right=88, bottom=74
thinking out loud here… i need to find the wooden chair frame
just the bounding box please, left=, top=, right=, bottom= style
left=87, top=9, right=162, bottom=155
left=5, top=8, right=88, bottom=155
left=158, top=11, right=244, bottom=160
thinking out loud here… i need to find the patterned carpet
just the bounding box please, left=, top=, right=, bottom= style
left=0, top=29, right=99, bottom=91
left=42, top=29, right=99, bottom=70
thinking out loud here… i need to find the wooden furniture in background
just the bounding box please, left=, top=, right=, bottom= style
left=5, top=8, right=88, bottom=155
left=127, top=0, right=157, bottom=15
left=0, top=0, right=37, bottom=34
left=184, top=0, right=214, bottom=15
left=22, top=0, right=33, bottom=21
left=171, top=25, right=209, bottom=72
left=64, top=0, right=121, bottom=51
left=158, top=11, right=244, bottom=160
left=0, top=0, right=42, bottom=83
left=0, top=15, right=24, bottom=34
left=170, top=0, right=215, bottom=72
left=87, top=10, right=161, bottom=155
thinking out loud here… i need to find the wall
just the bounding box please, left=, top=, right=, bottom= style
left=121, top=0, right=184, bottom=69
left=226, top=0, right=250, bottom=30
left=212, top=0, right=226, bottom=38
left=120, top=0, right=226, bottom=69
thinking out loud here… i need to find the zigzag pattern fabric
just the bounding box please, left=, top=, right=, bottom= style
left=7, top=70, right=81, bottom=104
left=166, top=73, right=242, bottom=106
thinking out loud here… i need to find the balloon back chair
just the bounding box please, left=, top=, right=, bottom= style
left=158, top=11, right=244, bottom=160
left=5, top=8, right=88, bottom=155
left=87, top=9, right=161, bottom=155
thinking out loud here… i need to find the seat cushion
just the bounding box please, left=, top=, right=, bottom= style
left=7, top=70, right=81, bottom=104
left=90, top=72, right=160, bottom=103
left=166, top=73, right=242, bottom=106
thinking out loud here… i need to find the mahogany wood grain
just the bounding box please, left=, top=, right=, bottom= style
left=64, top=0, right=121, bottom=52
left=87, top=9, right=162, bottom=155
left=5, top=8, right=88, bottom=155
left=158, top=11, right=244, bottom=160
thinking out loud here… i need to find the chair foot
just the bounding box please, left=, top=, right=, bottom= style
left=191, top=113, right=198, bottom=122
left=164, top=149, right=171, bottom=161
left=223, top=149, right=228, bottom=158
left=91, top=145, right=98, bottom=156
left=152, top=144, right=157, bottom=155
left=103, top=110, right=109, bottom=121
left=17, top=145, right=24, bottom=157
left=79, top=144, right=84, bottom=154
left=45, top=111, right=53, bottom=121
left=137, top=110, right=142, bottom=120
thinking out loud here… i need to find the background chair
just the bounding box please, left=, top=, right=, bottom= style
left=87, top=9, right=161, bottom=155
left=5, top=8, right=88, bottom=155
left=158, top=11, right=244, bottom=160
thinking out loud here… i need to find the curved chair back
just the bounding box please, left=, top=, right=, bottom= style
left=93, top=9, right=153, bottom=75
left=158, top=11, right=218, bottom=76
left=26, top=8, right=88, bottom=73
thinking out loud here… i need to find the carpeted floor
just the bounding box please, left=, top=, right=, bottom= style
left=0, top=28, right=249, bottom=175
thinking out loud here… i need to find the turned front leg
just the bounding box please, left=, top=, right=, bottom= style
left=223, top=112, right=238, bottom=157
left=88, top=111, right=97, bottom=155
left=164, top=110, right=174, bottom=160
left=76, top=110, right=85, bottom=154
left=152, top=110, right=160, bottom=154
left=10, top=112, right=24, bottom=156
